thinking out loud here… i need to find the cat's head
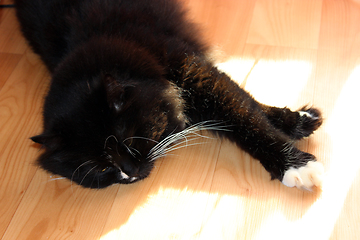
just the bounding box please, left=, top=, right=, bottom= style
left=32, top=38, right=187, bottom=188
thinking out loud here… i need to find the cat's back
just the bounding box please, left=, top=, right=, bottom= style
left=15, top=0, right=204, bottom=71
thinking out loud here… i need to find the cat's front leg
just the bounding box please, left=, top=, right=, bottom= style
left=177, top=56, right=324, bottom=190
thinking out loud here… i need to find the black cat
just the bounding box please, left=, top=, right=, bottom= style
left=15, top=0, right=324, bottom=190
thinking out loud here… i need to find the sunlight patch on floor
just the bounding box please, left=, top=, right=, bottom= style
left=100, top=187, right=245, bottom=240
left=313, top=64, right=360, bottom=238
left=254, top=65, right=360, bottom=240
left=323, top=64, right=360, bottom=189
left=216, top=58, right=256, bottom=85
left=244, top=59, right=312, bottom=107
left=100, top=187, right=209, bottom=239
left=217, top=58, right=313, bottom=107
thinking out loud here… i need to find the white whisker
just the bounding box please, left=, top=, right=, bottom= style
left=129, top=146, right=142, bottom=156
left=147, top=120, right=232, bottom=162
left=147, top=136, right=203, bottom=159
left=148, top=142, right=208, bottom=162
left=104, top=135, right=118, bottom=149
left=70, top=160, right=95, bottom=195
left=124, top=144, right=136, bottom=157
left=48, top=176, right=67, bottom=182
left=79, top=165, right=98, bottom=186
left=71, top=160, right=94, bottom=184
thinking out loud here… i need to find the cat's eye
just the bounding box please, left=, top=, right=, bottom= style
left=101, top=167, right=109, bottom=172
left=128, top=138, right=133, bottom=146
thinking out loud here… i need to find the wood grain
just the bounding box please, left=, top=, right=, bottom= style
left=183, top=0, right=257, bottom=57
left=0, top=53, right=21, bottom=90
left=0, top=9, right=27, bottom=54
left=246, top=0, right=323, bottom=49
left=0, top=49, right=49, bottom=237
left=0, top=0, right=360, bottom=239
left=0, top=0, right=14, bottom=5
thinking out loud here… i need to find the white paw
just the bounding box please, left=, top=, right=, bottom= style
left=282, top=161, right=324, bottom=190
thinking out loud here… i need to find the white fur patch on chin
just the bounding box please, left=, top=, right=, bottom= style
left=282, top=161, right=324, bottom=190
left=120, top=171, right=130, bottom=180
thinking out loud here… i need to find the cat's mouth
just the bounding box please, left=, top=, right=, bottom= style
left=114, top=159, right=154, bottom=184
left=110, top=160, right=137, bottom=182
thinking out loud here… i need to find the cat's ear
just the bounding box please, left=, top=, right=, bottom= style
left=31, top=133, right=62, bottom=150
left=103, top=74, right=133, bottom=113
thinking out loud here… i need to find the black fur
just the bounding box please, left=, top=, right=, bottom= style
left=15, top=0, right=322, bottom=188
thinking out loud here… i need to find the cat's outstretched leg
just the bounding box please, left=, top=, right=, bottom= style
left=175, top=56, right=324, bottom=190
left=260, top=105, right=323, bottom=140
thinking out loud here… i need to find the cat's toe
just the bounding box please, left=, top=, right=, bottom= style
left=298, top=107, right=321, bottom=120
left=293, top=107, right=323, bottom=139
left=282, top=161, right=324, bottom=190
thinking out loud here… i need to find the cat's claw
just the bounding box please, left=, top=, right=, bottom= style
left=282, top=161, right=324, bottom=190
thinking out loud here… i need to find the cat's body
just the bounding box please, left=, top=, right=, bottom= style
left=15, top=0, right=324, bottom=190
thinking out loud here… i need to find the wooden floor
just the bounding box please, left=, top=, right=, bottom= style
left=1, top=0, right=359, bottom=239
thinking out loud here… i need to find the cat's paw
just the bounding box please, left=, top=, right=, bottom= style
left=293, top=107, right=323, bottom=139
left=282, top=161, right=324, bottom=190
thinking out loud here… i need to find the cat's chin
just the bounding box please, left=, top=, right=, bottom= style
left=117, top=170, right=139, bottom=184
left=118, top=176, right=140, bottom=184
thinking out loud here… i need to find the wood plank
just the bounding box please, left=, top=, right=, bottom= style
left=314, top=49, right=360, bottom=240
left=0, top=52, right=21, bottom=91
left=2, top=170, right=120, bottom=240
left=330, top=173, right=360, bottom=239
left=0, top=49, right=49, bottom=238
left=306, top=50, right=360, bottom=239
left=246, top=0, right=323, bottom=49
left=317, top=1, right=360, bottom=238
left=182, top=0, right=256, bottom=57
left=0, top=0, right=14, bottom=5
left=318, top=0, right=360, bottom=51
left=0, top=8, right=28, bottom=54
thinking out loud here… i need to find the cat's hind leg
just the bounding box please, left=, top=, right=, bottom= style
left=260, top=105, right=323, bottom=140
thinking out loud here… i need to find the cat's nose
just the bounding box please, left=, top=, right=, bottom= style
left=117, top=154, right=140, bottom=178
left=121, top=162, right=139, bottom=177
